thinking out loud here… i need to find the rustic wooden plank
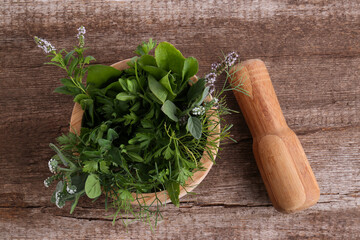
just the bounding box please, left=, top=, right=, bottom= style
left=1, top=0, right=359, bottom=239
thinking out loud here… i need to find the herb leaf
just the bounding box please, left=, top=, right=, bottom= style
left=165, top=180, right=180, bottom=207
left=161, top=100, right=179, bottom=122
left=85, top=174, right=101, bottom=199
left=182, top=57, right=198, bottom=81
left=87, top=65, right=122, bottom=88
left=148, top=75, right=168, bottom=103
left=155, top=42, right=185, bottom=75
left=186, top=116, right=202, bottom=139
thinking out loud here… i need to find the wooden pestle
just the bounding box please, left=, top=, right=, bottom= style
left=229, top=59, right=320, bottom=213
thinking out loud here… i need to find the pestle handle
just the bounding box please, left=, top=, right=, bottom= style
left=229, top=59, right=320, bottom=213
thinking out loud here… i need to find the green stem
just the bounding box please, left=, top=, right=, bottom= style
left=134, top=61, right=145, bottom=93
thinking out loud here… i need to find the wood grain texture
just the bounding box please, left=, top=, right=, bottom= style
left=0, top=0, right=359, bottom=239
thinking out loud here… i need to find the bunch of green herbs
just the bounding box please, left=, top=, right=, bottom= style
left=36, top=27, right=245, bottom=227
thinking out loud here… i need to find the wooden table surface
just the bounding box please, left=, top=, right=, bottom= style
left=1, top=1, right=359, bottom=239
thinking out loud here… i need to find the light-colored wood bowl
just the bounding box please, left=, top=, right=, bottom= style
left=69, top=59, right=220, bottom=206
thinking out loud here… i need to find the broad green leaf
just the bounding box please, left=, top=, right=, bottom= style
left=161, top=100, right=179, bottom=122
left=182, top=57, right=198, bottom=81
left=186, top=116, right=202, bottom=139
left=142, top=65, right=168, bottom=80
left=148, top=75, right=168, bottom=103
left=138, top=54, right=157, bottom=67
left=118, top=78, right=128, bottom=91
left=159, top=73, right=176, bottom=99
left=85, top=174, right=101, bottom=199
left=165, top=180, right=180, bottom=207
left=155, top=42, right=185, bottom=75
left=127, top=152, right=144, bottom=162
left=98, top=139, right=112, bottom=152
left=104, top=81, right=122, bottom=94
left=127, top=79, right=136, bottom=94
left=116, top=92, right=137, bottom=101
left=71, top=175, right=86, bottom=192
left=107, top=128, right=119, bottom=141
left=187, top=78, right=205, bottom=103
left=87, top=65, right=122, bottom=88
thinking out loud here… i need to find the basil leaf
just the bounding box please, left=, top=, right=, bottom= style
left=159, top=73, right=176, bottom=99
left=138, top=54, right=157, bottom=66
left=142, top=66, right=168, bottom=79
left=116, top=92, right=137, bottom=101
left=148, top=75, right=168, bottom=103
left=182, top=57, right=198, bottom=81
left=87, top=65, right=122, bottom=88
left=85, top=174, right=101, bottom=199
left=165, top=180, right=180, bottom=207
left=155, top=42, right=185, bottom=75
left=186, top=116, right=202, bottom=139
left=161, top=100, right=179, bottom=122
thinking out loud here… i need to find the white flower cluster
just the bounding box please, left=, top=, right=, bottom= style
left=205, top=72, right=216, bottom=84
left=55, top=191, right=65, bottom=208
left=77, top=26, right=86, bottom=48
left=192, top=106, right=205, bottom=116
left=66, top=185, right=77, bottom=194
left=77, top=26, right=86, bottom=39
left=34, top=36, right=56, bottom=54
left=48, top=158, right=58, bottom=174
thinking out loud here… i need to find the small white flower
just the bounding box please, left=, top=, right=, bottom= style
left=211, top=62, right=220, bottom=72
left=34, top=36, right=56, bottom=54
left=191, top=106, right=205, bottom=116
left=205, top=72, right=217, bottom=84
left=77, top=26, right=86, bottom=40
left=225, top=51, right=238, bottom=67
left=67, top=185, right=77, bottom=194
left=55, top=191, right=65, bottom=208
left=208, top=84, right=216, bottom=95
left=48, top=158, right=58, bottom=174
left=44, top=178, right=50, bottom=188
left=213, top=97, right=219, bottom=104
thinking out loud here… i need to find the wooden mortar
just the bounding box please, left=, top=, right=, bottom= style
left=69, top=59, right=220, bottom=206
left=229, top=59, right=320, bottom=213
